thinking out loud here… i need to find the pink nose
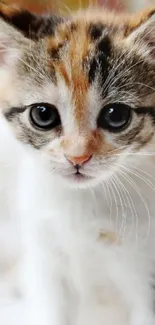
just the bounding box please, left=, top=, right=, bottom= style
left=67, top=154, right=92, bottom=166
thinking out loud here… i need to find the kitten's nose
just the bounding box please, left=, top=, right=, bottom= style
left=67, top=154, right=92, bottom=166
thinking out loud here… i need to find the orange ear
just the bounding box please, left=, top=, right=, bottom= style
left=124, top=7, right=155, bottom=37
left=0, top=2, right=63, bottom=39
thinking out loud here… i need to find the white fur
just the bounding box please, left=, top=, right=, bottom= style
left=0, top=117, right=155, bottom=325
left=0, top=12, right=155, bottom=324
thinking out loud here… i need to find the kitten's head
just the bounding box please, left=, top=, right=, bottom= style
left=0, top=3, right=155, bottom=188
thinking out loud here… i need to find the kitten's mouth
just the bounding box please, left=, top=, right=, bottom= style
left=66, top=170, right=94, bottom=183
left=59, top=168, right=98, bottom=188
left=59, top=164, right=95, bottom=186
left=74, top=170, right=86, bottom=179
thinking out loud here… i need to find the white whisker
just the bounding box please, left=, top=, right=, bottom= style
left=116, top=168, right=151, bottom=243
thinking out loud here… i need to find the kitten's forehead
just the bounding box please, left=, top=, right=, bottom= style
left=47, top=18, right=112, bottom=66
left=46, top=19, right=112, bottom=124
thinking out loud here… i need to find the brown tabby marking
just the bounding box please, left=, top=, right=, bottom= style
left=0, top=2, right=64, bottom=39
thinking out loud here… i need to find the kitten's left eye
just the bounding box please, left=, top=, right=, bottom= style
left=97, top=103, right=132, bottom=132
left=29, top=103, right=61, bottom=130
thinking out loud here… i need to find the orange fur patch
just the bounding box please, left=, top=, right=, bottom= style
left=0, top=3, right=21, bottom=19
left=57, top=62, right=71, bottom=87
left=125, top=7, right=155, bottom=37
left=48, top=22, right=91, bottom=123
left=64, top=23, right=89, bottom=122
left=61, top=128, right=115, bottom=159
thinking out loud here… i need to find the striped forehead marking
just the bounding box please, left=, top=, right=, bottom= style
left=48, top=21, right=111, bottom=122
left=48, top=23, right=91, bottom=123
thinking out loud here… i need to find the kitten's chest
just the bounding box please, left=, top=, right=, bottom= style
left=20, top=156, right=155, bottom=259
left=43, top=183, right=155, bottom=253
left=42, top=178, right=155, bottom=288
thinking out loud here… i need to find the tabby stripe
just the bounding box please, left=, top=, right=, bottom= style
left=135, top=107, right=155, bottom=123
left=5, top=106, right=27, bottom=121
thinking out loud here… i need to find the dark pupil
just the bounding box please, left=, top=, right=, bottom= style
left=38, top=106, right=52, bottom=122
left=107, top=107, right=127, bottom=126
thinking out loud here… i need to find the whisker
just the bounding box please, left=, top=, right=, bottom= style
left=111, top=175, right=126, bottom=242
left=113, top=173, right=138, bottom=243
left=114, top=163, right=155, bottom=194
left=108, top=178, right=119, bottom=236
left=104, top=181, right=113, bottom=227
left=116, top=168, right=151, bottom=243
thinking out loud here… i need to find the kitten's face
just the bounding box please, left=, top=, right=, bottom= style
left=1, top=5, right=155, bottom=188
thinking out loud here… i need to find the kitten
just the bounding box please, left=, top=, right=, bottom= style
left=1, top=3, right=155, bottom=325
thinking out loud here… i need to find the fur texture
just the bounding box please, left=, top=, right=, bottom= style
left=0, top=4, right=155, bottom=325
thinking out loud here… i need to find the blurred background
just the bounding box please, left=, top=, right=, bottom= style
left=3, top=0, right=155, bottom=14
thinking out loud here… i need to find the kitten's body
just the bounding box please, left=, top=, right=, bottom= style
left=19, top=151, right=155, bottom=325
left=2, top=134, right=155, bottom=325
left=0, top=3, right=155, bottom=325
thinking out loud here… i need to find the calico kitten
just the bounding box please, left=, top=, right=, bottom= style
left=0, top=2, right=155, bottom=325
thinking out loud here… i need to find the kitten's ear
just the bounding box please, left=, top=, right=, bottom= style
left=0, top=2, right=63, bottom=39
left=0, top=17, right=26, bottom=68
left=125, top=8, right=155, bottom=59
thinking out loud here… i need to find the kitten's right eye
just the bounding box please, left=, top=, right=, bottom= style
left=29, top=103, right=61, bottom=130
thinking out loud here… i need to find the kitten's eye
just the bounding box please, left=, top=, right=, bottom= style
left=29, top=103, right=61, bottom=130
left=97, top=103, right=132, bottom=132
